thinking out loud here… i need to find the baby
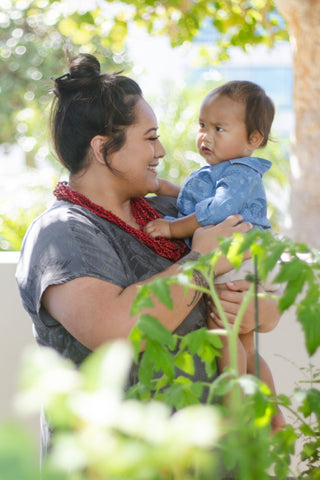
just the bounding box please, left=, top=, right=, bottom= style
left=145, top=80, right=285, bottom=432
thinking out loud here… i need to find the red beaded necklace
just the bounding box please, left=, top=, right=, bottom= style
left=53, top=181, right=190, bottom=261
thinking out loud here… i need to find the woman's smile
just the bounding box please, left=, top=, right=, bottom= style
left=147, top=164, right=158, bottom=173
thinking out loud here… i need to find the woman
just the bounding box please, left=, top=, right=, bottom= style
left=16, top=53, right=280, bottom=386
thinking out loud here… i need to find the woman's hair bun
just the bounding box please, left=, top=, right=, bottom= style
left=52, top=54, right=101, bottom=96
left=69, top=53, right=101, bottom=79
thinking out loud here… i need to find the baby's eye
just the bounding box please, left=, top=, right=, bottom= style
left=199, top=122, right=205, bottom=129
left=216, top=126, right=223, bottom=132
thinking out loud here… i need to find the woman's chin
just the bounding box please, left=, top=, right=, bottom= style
left=147, top=180, right=160, bottom=195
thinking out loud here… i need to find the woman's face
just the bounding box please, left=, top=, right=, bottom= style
left=108, top=98, right=166, bottom=198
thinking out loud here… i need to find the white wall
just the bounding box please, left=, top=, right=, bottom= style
left=0, top=252, right=39, bottom=439
left=260, top=306, right=320, bottom=414
left=261, top=304, right=320, bottom=473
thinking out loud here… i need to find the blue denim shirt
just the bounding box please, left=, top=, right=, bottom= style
left=177, top=156, right=272, bottom=229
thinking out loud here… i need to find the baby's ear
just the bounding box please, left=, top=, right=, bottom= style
left=249, top=130, right=264, bottom=149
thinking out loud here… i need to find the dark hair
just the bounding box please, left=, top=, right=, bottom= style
left=50, top=53, right=142, bottom=174
left=209, top=80, right=275, bottom=147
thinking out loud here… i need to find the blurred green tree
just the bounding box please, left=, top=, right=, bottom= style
left=0, top=0, right=287, bottom=164
left=0, top=1, right=130, bottom=166
left=3, top=0, right=316, bottom=247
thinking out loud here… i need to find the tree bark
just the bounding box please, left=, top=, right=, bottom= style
left=275, top=0, right=320, bottom=248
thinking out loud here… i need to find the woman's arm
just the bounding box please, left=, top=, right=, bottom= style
left=42, top=253, right=203, bottom=351
left=208, top=280, right=282, bottom=334
left=155, top=178, right=181, bottom=197
left=42, top=215, right=252, bottom=351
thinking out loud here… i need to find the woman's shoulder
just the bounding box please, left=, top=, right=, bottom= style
left=18, top=200, right=111, bottom=274
left=24, top=200, right=104, bottom=241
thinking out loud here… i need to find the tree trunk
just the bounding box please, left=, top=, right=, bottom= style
left=275, top=0, right=320, bottom=248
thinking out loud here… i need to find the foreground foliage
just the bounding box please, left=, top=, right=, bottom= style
left=128, top=229, right=320, bottom=479
left=1, top=0, right=286, bottom=161
left=1, top=230, right=319, bottom=479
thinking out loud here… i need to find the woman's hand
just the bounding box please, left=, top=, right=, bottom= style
left=191, top=214, right=252, bottom=254
left=191, top=215, right=252, bottom=276
left=208, top=280, right=281, bottom=334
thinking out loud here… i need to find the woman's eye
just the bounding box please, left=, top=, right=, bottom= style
left=149, top=136, right=159, bottom=141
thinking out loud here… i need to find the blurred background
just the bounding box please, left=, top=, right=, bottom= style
left=0, top=0, right=292, bottom=252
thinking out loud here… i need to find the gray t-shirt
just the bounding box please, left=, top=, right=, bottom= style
left=16, top=195, right=217, bottom=459
left=16, top=196, right=210, bottom=377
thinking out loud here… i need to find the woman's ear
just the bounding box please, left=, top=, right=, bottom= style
left=90, top=135, right=107, bottom=166
left=249, top=130, right=264, bottom=149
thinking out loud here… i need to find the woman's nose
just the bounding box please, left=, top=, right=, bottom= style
left=156, top=140, right=166, bottom=158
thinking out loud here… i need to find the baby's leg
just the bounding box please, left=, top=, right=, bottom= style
left=216, top=334, right=246, bottom=376
left=240, top=331, right=285, bottom=433
left=239, top=330, right=256, bottom=375
left=214, top=334, right=247, bottom=410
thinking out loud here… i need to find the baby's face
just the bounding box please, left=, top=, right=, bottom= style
left=196, top=94, right=253, bottom=165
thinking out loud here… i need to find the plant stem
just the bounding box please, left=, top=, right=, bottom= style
left=207, top=267, right=255, bottom=375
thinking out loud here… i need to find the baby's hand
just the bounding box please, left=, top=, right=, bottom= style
left=144, top=219, right=172, bottom=238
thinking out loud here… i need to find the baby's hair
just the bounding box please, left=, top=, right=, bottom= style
left=50, top=53, right=142, bottom=174
left=209, top=80, right=275, bottom=147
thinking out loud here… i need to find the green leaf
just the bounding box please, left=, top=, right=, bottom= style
left=137, top=314, right=177, bottom=349
left=225, top=235, right=246, bottom=269
left=276, top=394, right=291, bottom=408
left=153, top=374, right=171, bottom=393
left=125, top=382, right=151, bottom=401
left=301, top=441, right=319, bottom=461
left=218, top=236, right=233, bottom=256
left=306, top=388, right=320, bottom=419
left=198, top=343, right=219, bottom=377
left=174, top=351, right=195, bottom=376
left=145, top=339, right=175, bottom=381
left=270, top=425, right=297, bottom=479
left=206, top=330, right=224, bottom=349
left=258, top=241, right=286, bottom=279
left=297, top=301, right=320, bottom=356
left=298, top=388, right=320, bottom=420
left=264, top=244, right=285, bottom=271
left=300, top=424, right=317, bottom=437
left=151, top=277, right=174, bottom=309
left=129, top=325, right=143, bottom=362
left=165, top=378, right=203, bottom=409
left=276, top=257, right=305, bottom=282
left=210, top=371, right=235, bottom=397
left=130, top=285, right=154, bottom=315
left=278, top=274, right=306, bottom=311
left=236, top=229, right=261, bottom=254
left=180, top=329, right=221, bottom=378
left=180, top=328, right=208, bottom=355
left=138, top=350, right=154, bottom=388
